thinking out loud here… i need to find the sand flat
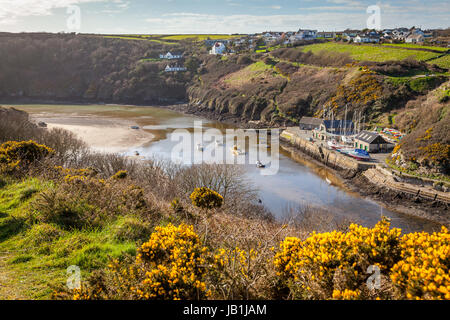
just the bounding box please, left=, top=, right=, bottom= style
left=32, top=114, right=154, bottom=153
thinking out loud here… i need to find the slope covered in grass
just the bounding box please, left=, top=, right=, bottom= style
left=0, top=177, right=137, bottom=299
left=301, top=42, right=441, bottom=62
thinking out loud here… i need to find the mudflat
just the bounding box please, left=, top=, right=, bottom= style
left=31, top=113, right=155, bottom=153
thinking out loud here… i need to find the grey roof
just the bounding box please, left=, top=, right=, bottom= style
left=355, top=131, right=387, bottom=144
left=299, top=117, right=323, bottom=126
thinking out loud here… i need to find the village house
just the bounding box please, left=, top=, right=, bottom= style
left=159, top=52, right=183, bottom=59
left=317, top=31, right=335, bottom=39
left=406, top=33, right=425, bottom=44
left=354, top=33, right=380, bottom=43
left=295, top=29, right=317, bottom=41
left=298, top=117, right=323, bottom=131
left=312, top=120, right=355, bottom=141
left=343, top=30, right=358, bottom=41
left=209, top=42, right=227, bottom=55
left=354, top=131, right=393, bottom=153
left=392, top=28, right=410, bottom=41
left=164, top=65, right=187, bottom=72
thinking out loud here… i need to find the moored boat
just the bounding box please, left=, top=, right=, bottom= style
left=347, top=149, right=371, bottom=161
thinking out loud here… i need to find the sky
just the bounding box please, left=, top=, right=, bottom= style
left=0, top=0, right=448, bottom=34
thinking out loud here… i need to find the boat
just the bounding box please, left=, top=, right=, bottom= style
left=347, top=149, right=371, bottom=161
left=197, top=144, right=204, bottom=152
left=327, top=140, right=344, bottom=150
left=230, top=145, right=245, bottom=155
left=215, top=140, right=223, bottom=147
left=130, top=126, right=140, bottom=130
left=337, top=148, right=353, bottom=155
left=256, top=161, right=265, bottom=168
left=134, top=151, right=140, bottom=156
left=326, top=177, right=332, bottom=185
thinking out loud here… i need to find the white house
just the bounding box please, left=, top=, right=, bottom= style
left=406, top=34, right=425, bottom=44
left=159, top=52, right=183, bottom=59
left=296, top=29, right=317, bottom=40
left=164, top=65, right=187, bottom=72
left=355, top=34, right=380, bottom=43
left=209, top=42, right=227, bottom=55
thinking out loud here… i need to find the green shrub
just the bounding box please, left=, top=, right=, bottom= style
left=25, top=223, right=63, bottom=246
left=31, top=188, right=104, bottom=230
left=20, top=186, right=40, bottom=201
left=112, top=216, right=153, bottom=242
left=0, top=177, right=6, bottom=189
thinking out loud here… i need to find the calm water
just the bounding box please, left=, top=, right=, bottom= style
left=10, top=104, right=442, bottom=233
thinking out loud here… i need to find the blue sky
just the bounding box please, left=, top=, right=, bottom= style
left=0, top=0, right=448, bottom=34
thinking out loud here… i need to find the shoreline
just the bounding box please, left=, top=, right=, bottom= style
left=3, top=100, right=448, bottom=226
left=28, top=113, right=155, bottom=154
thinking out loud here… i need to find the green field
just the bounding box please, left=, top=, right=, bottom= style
left=160, top=34, right=244, bottom=41
left=103, top=35, right=176, bottom=45
left=430, top=55, right=450, bottom=69
left=301, top=42, right=442, bottom=62
left=381, top=43, right=449, bottom=52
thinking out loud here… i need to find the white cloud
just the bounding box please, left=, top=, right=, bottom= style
left=0, top=0, right=109, bottom=20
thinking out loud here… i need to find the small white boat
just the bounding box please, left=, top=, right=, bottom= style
left=256, top=161, right=265, bottom=168
left=197, top=144, right=204, bottom=152
left=215, top=140, right=224, bottom=147
left=327, top=140, right=344, bottom=150
left=326, top=177, right=332, bottom=185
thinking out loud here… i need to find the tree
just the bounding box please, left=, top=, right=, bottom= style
left=184, top=56, right=200, bottom=74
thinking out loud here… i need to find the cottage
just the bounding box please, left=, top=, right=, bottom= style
left=317, top=32, right=335, bottom=39
left=164, top=65, right=187, bottom=72
left=209, top=42, right=226, bottom=55
left=406, top=33, right=425, bottom=44
left=354, top=131, right=393, bottom=153
left=298, top=117, right=323, bottom=130
left=355, top=34, right=380, bottom=43
left=312, top=120, right=355, bottom=141
left=295, top=29, right=317, bottom=41
left=159, top=52, right=183, bottom=59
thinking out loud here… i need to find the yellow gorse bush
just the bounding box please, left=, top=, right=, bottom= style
left=214, top=247, right=259, bottom=279
left=274, top=218, right=403, bottom=299
left=132, top=223, right=210, bottom=300
left=0, top=140, right=54, bottom=173
left=332, top=289, right=361, bottom=300
left=274, top=218, right=450, bottom=300
left=68, top=223, right=210, bottom=300
left=391, top=226, right=450, bottom=300
left=190, top=187, right=224, bottom=211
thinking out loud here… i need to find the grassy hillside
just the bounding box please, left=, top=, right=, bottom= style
left=0, top=178, right=136, bottom=299
left=388, top=80, right=450, bottom=177
left=301, top=42, right=443, bottom=62
left=0, top=33, right=192, bottom=104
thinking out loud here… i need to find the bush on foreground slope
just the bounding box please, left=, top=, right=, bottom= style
left=55, top=219, right=449, bottom=300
